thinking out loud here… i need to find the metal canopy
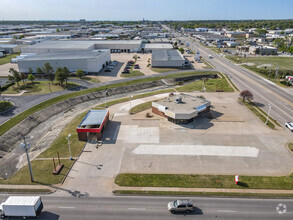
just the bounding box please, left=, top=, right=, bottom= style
left=80, top=110, right=108, bottom=126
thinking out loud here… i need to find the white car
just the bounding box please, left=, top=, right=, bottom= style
left=285, top=122, right=293, bottom=131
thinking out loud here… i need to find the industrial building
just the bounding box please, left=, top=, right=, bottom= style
left=21, top=40, right=143, bottom=54
left=76, top=110, right=109, bottom=141
left=141, top=43, right=173, bottom=53
left=0, top=44, right=21, bottom=54
left=151, top=49, right=185, bottom=67
left=249, top=46, right=278, bottom=55
left=152, top=93, right=211, bottom=124
left=18, top=49, right=111, bottom=73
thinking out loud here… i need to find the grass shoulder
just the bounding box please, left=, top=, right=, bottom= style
left=121, top=70, right=145, bottom=78
left=115, top=173, right=293, bottom=190
left=0, top=54, right=18, bottom=65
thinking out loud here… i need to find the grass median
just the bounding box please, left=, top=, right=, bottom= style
left=0, top=54, right=18, bottom=65
left=0, top=101, right=13, bottom=113
left=121, top=70, right=145, bottom=78
left=0, top=159, right=74, bottom=185
left=0, top=71, right=215, bottom=136
left=115, top=173, right=293, bottom=190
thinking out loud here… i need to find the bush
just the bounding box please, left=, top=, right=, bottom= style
left=0, top=82, right=15, bottom=92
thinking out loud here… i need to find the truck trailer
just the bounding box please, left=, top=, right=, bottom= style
left=0, top=196, right=43, bottom=219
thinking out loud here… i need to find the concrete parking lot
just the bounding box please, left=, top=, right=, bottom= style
left=59, top=92, right=293, bottom=196
left=94, top=53, right=158, bottom=82
left=0, top=63, right=19, bottom=77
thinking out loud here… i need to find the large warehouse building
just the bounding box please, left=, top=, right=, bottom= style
left=21, top=40, right=143, bottom=54
left=152, top=93, right=211, bottom=124
left=18, top=49, right=111, bottom=73
left=151, top=49, right=185, bottom=67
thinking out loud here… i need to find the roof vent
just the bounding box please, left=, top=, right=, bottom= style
left=175, top=97, right=182, bottom=104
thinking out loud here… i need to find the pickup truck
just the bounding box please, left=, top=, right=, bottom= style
left=0, top=196, right=43, bottom=219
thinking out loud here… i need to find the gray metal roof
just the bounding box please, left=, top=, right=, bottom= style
left=152, top=49, right=184, bottom=61
left=20, top=49, right=109, bottom=61
left=79, top=110, right=108, bottom=127
left=142, top=43, right=173, bottom=49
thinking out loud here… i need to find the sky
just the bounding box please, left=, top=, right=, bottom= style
left=0, top=0, right=292, bottom=21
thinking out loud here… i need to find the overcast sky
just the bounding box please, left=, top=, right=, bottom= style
left=0, top=0, right=292, bottom=21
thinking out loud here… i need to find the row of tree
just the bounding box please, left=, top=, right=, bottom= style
left=8, top=62, right=85, bottom=87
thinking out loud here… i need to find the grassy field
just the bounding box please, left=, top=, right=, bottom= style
left=115, top=173, right=293, bottom=190
left=71, top=76, right=100, bottom=83
left=0, top=101, right=13, bottom=113
left=0, top=71, right=215, bottom=136
left=288, top=143, right=293, bottom=153
left=0, top=54, right=18, bottom=65
left=201, top=58, right=214, bottom=69
left=226, top=56, right=293, bottom=70
left=177, top=77, right=234, bottom=92
left=130, top=101, right=153, bottom=114
left=2, top=81, right=79, bottom=95
left=150, top=67, right=183, bottom=73
left=0, top=159, right=74, bottom=185
left=121, top=70, right=145, bottom=78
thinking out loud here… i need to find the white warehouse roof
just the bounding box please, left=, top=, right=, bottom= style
left=152, top=49, right=184, bottom=61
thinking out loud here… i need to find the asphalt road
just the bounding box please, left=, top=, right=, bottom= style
left=172, top=31, right=293, bottom=126
left=0, top=195, right=292, bottom=219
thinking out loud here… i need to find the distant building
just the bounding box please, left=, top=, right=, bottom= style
left=152, top=93, right=211, bottom=124
left=0, top=44, right=21, bottom=53
left=18, top=49, right=111, bottom=73
left=141, top=43, right=173, bottom=53
left=225, top=41, right=241, bottom=48
left=151, top=49, right=185, bottom=67
left=249, top=46, right=277, bottom=55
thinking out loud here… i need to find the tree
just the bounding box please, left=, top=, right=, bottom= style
left=76, top=69, right=84, bottom=78
left=36, top=67, right=44, bottom=75
left=178, top=47, right=184, bottom=54
left=20, top=73, right=27, bottom=83
left=62, top=67, right=70, bottom=85
left=27, top=74, right=35, bottom=84
left=55, top=67, right=66, bottom=86
left=42, top=63, right=54, bottom=83
left=9, top=68, right=21, bottom=87
left=240, top=90, right=253, bottom=102
left=8, top=75, right=15, bottom=85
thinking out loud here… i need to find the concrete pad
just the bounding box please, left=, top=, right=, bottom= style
left=119, top=99, right=145, bottom=111
left=133, top=145, right=259, bottom=157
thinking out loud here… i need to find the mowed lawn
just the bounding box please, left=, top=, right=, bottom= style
left=2, top=81, right=79, bottom=95
left=227, top=56, right=293, bottom=70
left=0, top=54, right=18, bottom=65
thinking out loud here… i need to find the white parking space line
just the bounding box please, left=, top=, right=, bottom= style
left=133, top=145, right=259, bottom=157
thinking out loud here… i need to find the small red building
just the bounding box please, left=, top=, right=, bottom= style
left=76, top=110, right=109, bottom=141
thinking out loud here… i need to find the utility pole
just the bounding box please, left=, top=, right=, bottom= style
left=274, top=65, right=279, bottom=80
left=66, top=134, right=73, bottom=160
left=105, top=90, right=108, bottom=108
left=129, top=95, right=133, bottom=114
left=21, top=136, right=34, bottom=182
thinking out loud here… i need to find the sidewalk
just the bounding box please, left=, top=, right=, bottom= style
left=113, top=184, right=293, bottom=195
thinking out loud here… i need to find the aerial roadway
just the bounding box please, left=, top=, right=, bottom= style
left=163, top=25, right=293, bottom=127
left=0, top=195, right=292, bottom=219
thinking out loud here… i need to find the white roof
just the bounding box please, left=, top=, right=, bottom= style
left=4, top=196, right=41, bottom=206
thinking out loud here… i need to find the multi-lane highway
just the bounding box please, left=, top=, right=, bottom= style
left=164, top=25, right=293, bottom=126
left=0, top=195, right=292, bottom=219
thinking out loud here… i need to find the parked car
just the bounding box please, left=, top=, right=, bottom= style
left=122, top=70, right=130, bottom=74
left=105, top=69, right=111, bottom=72
left=106, top=66, right=114, bottom=69
left=134, top=66, right=140, bottom=69
left=285, top=122, right=293, bottom=131
left=167, top=199, right=194, bottom=214
left=125, top=66, right=131, bottom=69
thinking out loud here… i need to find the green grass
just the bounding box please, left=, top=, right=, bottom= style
left=226, top=56, right=293, bottom=70
left=115, top=173, right=293, bottom=190
left=113, top=190, right=293, bottom=198
left=0, top=159, right=74, bottom=185
left=240, top=99, right=275, bottom=129
left=177, top=77, right=234, bottom=92
left=72, top=76, right=100, bottom=83
left=0, top=101, right=13, bottom=113
left=130, top=101, right=153, bottom=114
left=0, top=188, right=52, bottom=193
left=151, top=67, right=182, bottom=73
left=223, top=73, right=239, bottom=91
left=0, top=71, right=215, bottom=136
left=121, top=70, right=145, bottom=78
left=2, top=81, right=79, bottom=95
left=38, top=113, right=87, bottom=158
left=288, top=143, right=293, bottom=153
left=0, top=54, right=18, bottom=65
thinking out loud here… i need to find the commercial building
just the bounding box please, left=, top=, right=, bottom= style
left=141, top=43, right=173, bottom=53
left=18, top=49, right=111, bottom=73
left=249, top=46, right=278, bottom=55
left=76, top=110, right=109, bottom=141
left=151, top=49, right=185, bottom=67
left=21, top=40, right=143, bottom=54
left=0, top=44, right=21, bottom=53
left=152, top=93, right=211, bottom=124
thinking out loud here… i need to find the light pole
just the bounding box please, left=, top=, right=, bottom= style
left=129, top=95, right=133, bottom=114
left=21, top=136, right=34, bottom=182
left=265, top=104, right=272, bottom=124
left=66, top=134, right=73, bottom=160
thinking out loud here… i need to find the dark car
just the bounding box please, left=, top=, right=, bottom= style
left=105, top=69, right=111, bottom=72
left=122, top=70, right=130, bottom=74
